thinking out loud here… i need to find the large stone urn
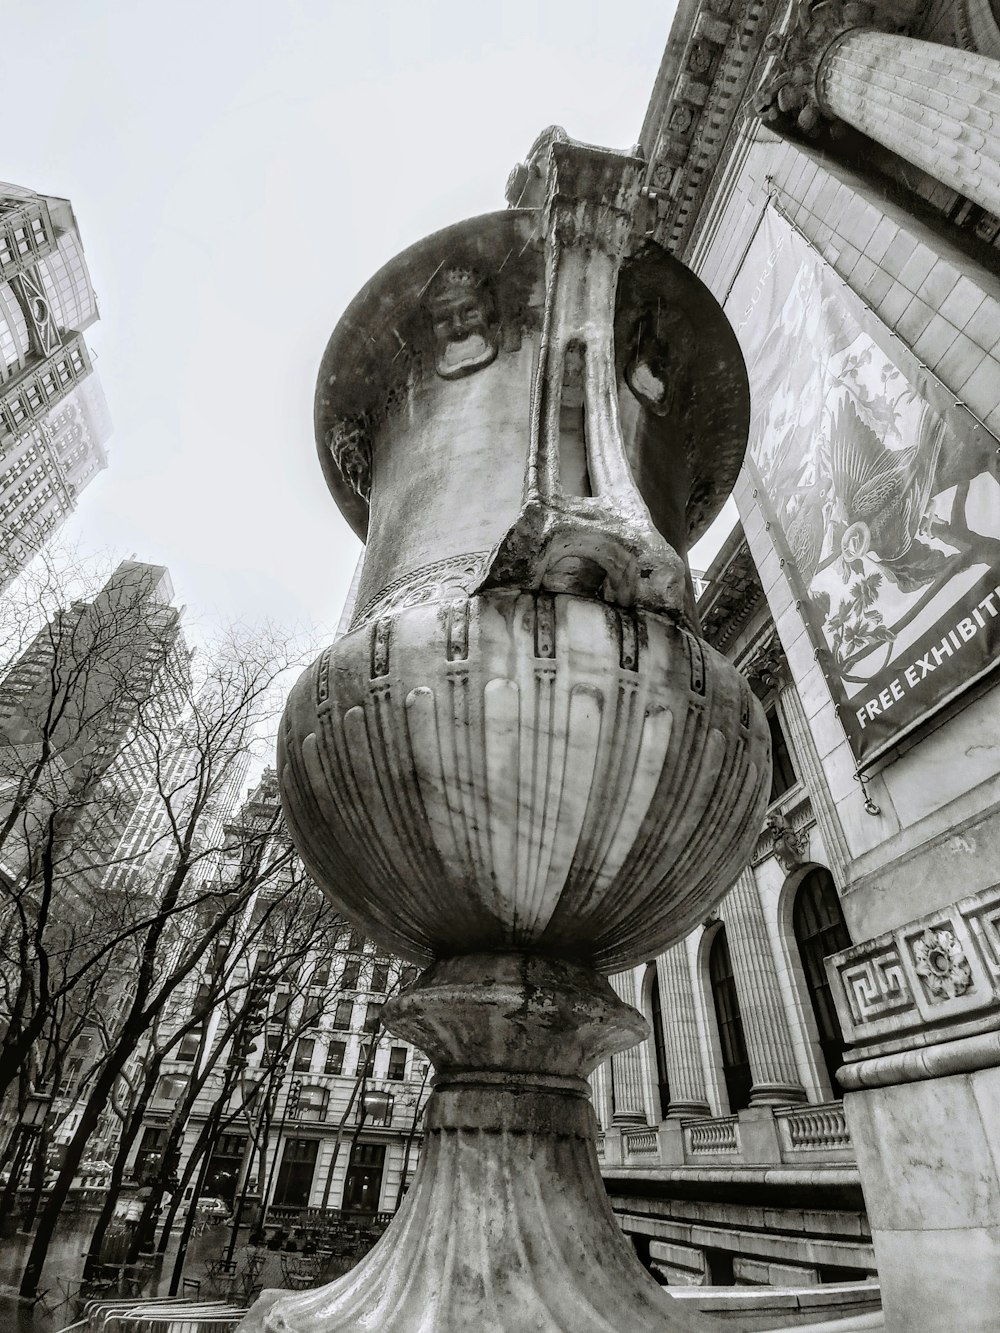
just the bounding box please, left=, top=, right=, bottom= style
left=253, top=130, right=770, bottom=1331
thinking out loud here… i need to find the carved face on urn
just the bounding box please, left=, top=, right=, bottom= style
left=425, top=267, right=498, bottom=380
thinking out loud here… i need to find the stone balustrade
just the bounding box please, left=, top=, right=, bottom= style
left=622, top=1128, right=659, bottom=1159
left=775, top=1101, right=852, bottom=1155
left=600, top=1102, right=855, bottom=1170
left=684, top=1114, right=741, bottom=1156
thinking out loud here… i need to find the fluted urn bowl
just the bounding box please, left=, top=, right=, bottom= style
left=280, top=588, right=769, bottom=972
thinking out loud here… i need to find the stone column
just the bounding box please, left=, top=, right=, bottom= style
left=777, top=684, right=851, bottom=885
left=755, top=1, right=1000, bottom=219
left=723, top=869, right=807, bottom=1105
left=609, top=970, right=650, bottom=1125
left=655, top=945, right=711, bottom=1117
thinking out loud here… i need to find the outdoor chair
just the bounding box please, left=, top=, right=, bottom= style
left=279, top=1252, right=321, bottom=1289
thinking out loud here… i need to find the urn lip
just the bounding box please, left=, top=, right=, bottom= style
left=314, top=208, right=749, bottom=551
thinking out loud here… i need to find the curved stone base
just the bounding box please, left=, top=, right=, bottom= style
left=246, top=1089, right=716, bottom=1332
left=238, top=957, right=722, bottom=1332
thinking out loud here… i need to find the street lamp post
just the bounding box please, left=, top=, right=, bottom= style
left=0, top=1089, right=53, bottom=1237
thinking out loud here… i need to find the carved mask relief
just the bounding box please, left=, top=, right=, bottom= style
left=425, top=267, right=498, bottom=380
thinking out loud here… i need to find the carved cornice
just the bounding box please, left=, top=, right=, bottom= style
left=696, top=533, right=766, bottom=654
left=639, top=0, right=787, bottom=256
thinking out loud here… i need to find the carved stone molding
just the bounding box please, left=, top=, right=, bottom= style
left=742, top=628, right=789, bottom=698
left=828, top=884, right=1000, bottom=1049
left=326, top=417, right=372, bottom=501
left=911, top=927, right=974, bottom=1002
left=753, top=0, right=879, bottom=135
left=763, top=810, right=810, bottom=872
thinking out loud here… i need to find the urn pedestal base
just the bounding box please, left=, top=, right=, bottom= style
left=239, top=956, right=721, bottom=1332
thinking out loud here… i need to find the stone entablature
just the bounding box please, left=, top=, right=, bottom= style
left=827, top=882, right=1000, bottom=1048
left=641, top=0, right=786, bottom=257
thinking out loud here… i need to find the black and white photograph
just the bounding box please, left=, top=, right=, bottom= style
left=1, top=2, right=999, bottom=1332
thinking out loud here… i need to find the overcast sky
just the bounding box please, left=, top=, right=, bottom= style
left=6, top=0, right=738, bottom=643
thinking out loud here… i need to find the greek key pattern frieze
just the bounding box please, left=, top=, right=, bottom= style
left=828, top=884, right=1000, bottom=1045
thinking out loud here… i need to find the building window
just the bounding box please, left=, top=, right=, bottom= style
left=342, top=1141, right=385, bottom=1214
left=301, top=996, right=323, bottom=1029
left=341, top=958, right=361, bottom=989
left=708, top=928, right=753, bottom=1112
left=767, top=707, right=797, bottom=804
left=362, top=1089, right=394, bottom=1127
left=312, top=961, right=331, bottom=988
left=297, top=1085, right=330, bottom=1121
left=133, top=1126, right=168, bottom=1182
left=793, top=868, right=852, bottom=1093
left=355, top=1038, right=375, bottom=1077
left=650, top=971, right=671, bottom=1118
left=370, top=962, right=389, bottom=993
left=332, top=998, right=354, bottom=1031
left=293, top=1038, right=315, bottom=1073
left=400, top=964, right=420, bottom=989
left=176, top=1032, right=201, bottom=1063
left=346, top=929, right=364, bottom=953
left=274, top=1137, right=318, bottom=1208
left=325, top=1039, right=346, bottom=1075
left=387, top=1046, right=408, bottom=1081
left=363, top=1002, right=382, bottom=1034
left=152, top=1074, right=188, bottom=1107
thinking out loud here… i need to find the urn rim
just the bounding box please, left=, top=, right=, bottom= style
left=313, top=208, right=749, bottom=552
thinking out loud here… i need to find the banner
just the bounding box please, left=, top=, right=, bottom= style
left=725, top=209, right=1000, bottom=764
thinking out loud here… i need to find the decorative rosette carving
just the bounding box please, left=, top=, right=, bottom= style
left=912, top=926, right=974, bottom=1001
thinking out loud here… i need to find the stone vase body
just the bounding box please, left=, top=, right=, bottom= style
left=254, top=133, right=770, bottom=1333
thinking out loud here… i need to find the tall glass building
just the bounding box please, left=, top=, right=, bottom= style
left=0, top=183, right=110, bottom=588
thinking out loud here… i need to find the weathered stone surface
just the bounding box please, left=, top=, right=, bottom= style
left=242, top=959, right=723, bottom=1332
left=254, top=132, right=763, bottom=1333
left=280, top=589, right=770, bottom=973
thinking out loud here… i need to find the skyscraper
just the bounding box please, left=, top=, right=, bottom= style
left=0, top=560, right=189, bottom=890
left=0, top=183, right=111, bottom=588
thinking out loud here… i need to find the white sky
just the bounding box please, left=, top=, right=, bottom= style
left=6, top=0, right=737, bottom=641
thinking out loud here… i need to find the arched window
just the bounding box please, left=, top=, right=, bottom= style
left=793, top=868, right=852, bottom=1092
left=650, top=971, right=671, bottom=1117
left=708, top=928, right=752, bottom=1112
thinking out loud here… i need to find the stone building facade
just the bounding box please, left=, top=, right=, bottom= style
left=597, top=525, right=875, bottom=1291
left=596, top=2, right=1000, bottom=1327
left=0, top=183, right=110, bottom=588
left=125, top=772, right=431, bottom=1227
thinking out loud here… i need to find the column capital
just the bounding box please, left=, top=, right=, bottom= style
left=753, top=1, right=881, bottom=134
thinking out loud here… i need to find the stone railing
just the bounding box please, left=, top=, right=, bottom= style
left=622, top=1127, right=659, bottom=1158
left=684, top=1114, right=740, bottom=1156
left=775, top=1101, right=852, bottom=1154
left=599, top=1103, right=855, bottom=1169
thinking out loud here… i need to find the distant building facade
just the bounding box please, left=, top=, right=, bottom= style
left=0, top=559, right=188, bottom=889
left=596, top=0, right=1000, bottom=1320
left=127, top=771, right=431, bottom=1227
left=0, top=182, right=110, bottom=587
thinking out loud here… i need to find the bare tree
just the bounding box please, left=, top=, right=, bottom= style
left=9, top=612, right=307, bottom=1297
